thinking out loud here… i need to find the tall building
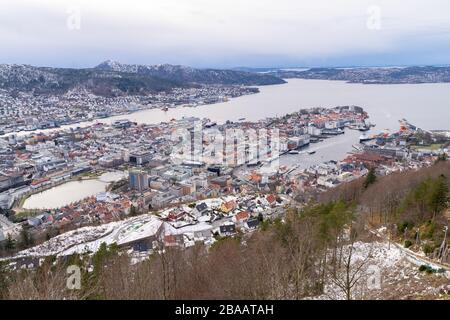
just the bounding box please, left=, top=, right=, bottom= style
left=129, top=171, right=149, bottom=192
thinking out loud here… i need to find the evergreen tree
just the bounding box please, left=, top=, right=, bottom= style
left=92, top=242, right=109, bottom=274
left=258, top=212, right=264, bottom=222
left=435, top=153, right=448, bottom=163
left=91, top=242, right=119, bottom=279
left=4, top=234, right=15, bottom=252
left=429, top=175, right=449, bottom=219
left=129, top=205, right=138, bottom=216
left=363, top=167, right=377, bottom=189
left=412, top=179, right=430, bottom=218
left=20, top=228, right=34, bottom=248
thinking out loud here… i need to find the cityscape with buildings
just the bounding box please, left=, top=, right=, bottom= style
left=0, top=60, right=449, bottom=301
left=1, top=0, right=450, bottom=304
left=1, top=103, right=448, bottom=264
left=0, top=84, right=259, bottom=135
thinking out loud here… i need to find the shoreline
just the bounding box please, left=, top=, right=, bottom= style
left=16, top=171, right=124, bottom=212
left=0, top=88, right=261, bottom=138
left=4, top=78, right=450, bottom=139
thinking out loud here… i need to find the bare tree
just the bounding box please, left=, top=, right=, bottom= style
left=328, top=228, right=373, bottom=300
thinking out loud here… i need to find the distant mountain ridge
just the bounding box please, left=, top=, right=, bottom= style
left=0, top=63, right=183, bottom=96
left=94, top=60, right=286, bottom=85
left=0, top=61, right=285, bottom=97
left=268, top=66, right=450, bottom=84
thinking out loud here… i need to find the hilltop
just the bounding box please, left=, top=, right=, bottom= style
left=0, top=61, right=285, bottom=97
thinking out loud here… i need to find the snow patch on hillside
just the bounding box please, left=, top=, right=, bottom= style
left=309, top=240, right=450, bottom=300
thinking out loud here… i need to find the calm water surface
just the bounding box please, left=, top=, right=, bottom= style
left=11, top=79, right=450, bottom=137
left=99, top=79, right=450, bottom=131
left=22, top=171, right=126, bottom=210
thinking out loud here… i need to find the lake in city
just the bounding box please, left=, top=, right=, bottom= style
left=22, top=171, right=126, bottom=210
left=18, top=79, right=450, bottom=207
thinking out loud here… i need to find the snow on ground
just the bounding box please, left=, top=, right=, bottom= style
left=350, top=241, right=404, bottom=268
left=10, top=196, right=244, bottom=259
left=165, top=222, right=212, bottom=235
left=15, top=222, right=120, bottom=258
left=309, top=240, right=450, bottom=300
left=14, top=214, right=163, bottom=258
left=116, top=216, right=162, bottom=246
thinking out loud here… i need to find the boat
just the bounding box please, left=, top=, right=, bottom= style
left=162, top=106, right=169, bottom=111
left=204, top=121, right=217, bottom=128
left=308, top=150, right=316, bottom=155
left=247, top=160, right=261, bottom=167
left=359, top=134, right=373, bottom=143
left=112, top=119, right=132, bottom=129
left=349, top=123, right=372, bottom=131
left=322, top=128, right=344, bottom=135
left=264, top=154, right=280, bottom=163
left=358, top=126, right=370, bottom=132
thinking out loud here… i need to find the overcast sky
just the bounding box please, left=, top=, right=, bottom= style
left=2, top=0, right=450, bottom=68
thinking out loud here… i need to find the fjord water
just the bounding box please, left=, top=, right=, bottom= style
left=13, top=79, right=450, bottom=134
left=101, top=79, right=450, bottom=131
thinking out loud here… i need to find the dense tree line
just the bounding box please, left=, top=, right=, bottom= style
left=319, top=161, right=449, bottom=256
